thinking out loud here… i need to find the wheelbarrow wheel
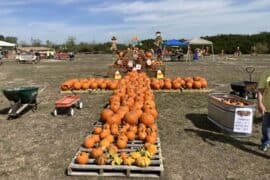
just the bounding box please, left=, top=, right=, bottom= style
left=53, top=109, right=58, bottom=116
left=69, top=108, right=74, bottom=116
left=8, top=108, right=12, bottom=114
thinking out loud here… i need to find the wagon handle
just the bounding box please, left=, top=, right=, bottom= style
left=245, top=66, right=255, bottom=82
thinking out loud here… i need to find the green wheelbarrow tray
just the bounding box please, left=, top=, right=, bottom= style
left=3, top=87, right=39, bottom=104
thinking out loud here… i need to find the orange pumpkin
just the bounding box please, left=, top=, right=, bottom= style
left=73, top=81, right=82, bottom=90
left=200, top=79, right=208, bottom=88
left=145, top=134, right=157, bottom=144
left=76, top=152, right=89, bottom=164
left=116, top=139, right=127, bottom=149
left=193, top=81, right=202, bottom=89
left=84, top=136, right=96, bottom=148
left=126, top=131, right=136, bottom=141
left=138, top=130, right=147, bottom=140
left=124, top=111, right=139, bottom=125
left=93, top=127, right=102, bottom=134
left=101, top=109, right=113, bottom=122
left=140, top=113, right=155, bottom=126
left=91, top=147, right=103, bottom=158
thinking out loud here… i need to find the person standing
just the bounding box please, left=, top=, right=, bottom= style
left=257, top=71, right=270, bottom=151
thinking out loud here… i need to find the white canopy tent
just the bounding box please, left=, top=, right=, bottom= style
left=0, top=40, right=16, bottom=47
left=186, top=38, right=214, bottom=61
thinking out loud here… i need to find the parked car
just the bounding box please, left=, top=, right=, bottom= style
left=16, top=52, right=38, bottom=64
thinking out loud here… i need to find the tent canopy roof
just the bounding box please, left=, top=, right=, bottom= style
left=188, top=38, right=213, bottom=45
left=163, top=39, right=188, bottom=47
left=0, top=40, right=16, bottom=47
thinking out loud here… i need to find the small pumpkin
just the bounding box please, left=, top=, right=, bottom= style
left=84, top=136, right=96, bottom=149
left=91, top=147, right=103, bottom=158
left=116, top=139, right=127, bottom=149
left=136, top=156, right=151, bottom=167
left=93, top=127, right=102, bottom=134
left=138, top=130, right=147, bottom=140
left=76, top=152, right=89, bottom=164
left=100, top=139, right=111, bottom=149
left=96, top=154, right=107, bottom=165
left=126, top=131, right=136, bottom=141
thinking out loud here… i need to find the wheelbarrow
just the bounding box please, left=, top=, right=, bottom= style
left=230, top=67, right=258, bottom=99
left=53, top=95, right=83, bottom=116
left=2, top=86, right=39, bottom=119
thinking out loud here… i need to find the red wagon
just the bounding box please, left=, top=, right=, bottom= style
left=53, top=95, right=83, bottom=116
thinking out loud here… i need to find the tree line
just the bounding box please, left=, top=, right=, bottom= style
left=1, top=32, right=270, bottom=54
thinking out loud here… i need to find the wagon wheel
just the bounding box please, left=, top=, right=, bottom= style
left=69, top=108, right=75, bottom=116
left=53, top=109, right=58, bottom=116
left=77, top=101, right=83, bottom=109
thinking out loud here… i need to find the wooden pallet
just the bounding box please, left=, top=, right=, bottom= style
left=181, top=88, right=213, bottom=93
left=154, top=88, right=213, bottom=93
left=67, top=138, right=164, bottom=178
left=60, top=90, right=89, bottom=94
left=60, top=89, right=113, bottom=94
left=89, top=89, right=113, bottom=94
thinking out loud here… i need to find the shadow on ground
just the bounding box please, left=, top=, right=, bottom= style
left=184, top=128, right=270, bottom=159
left=0, top=107, right=9, bottom=115
left=185, top=113, right=221, bottom=132
left=185, top=113, right=269, bottom=159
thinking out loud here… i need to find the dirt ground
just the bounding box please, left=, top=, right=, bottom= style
left=0, top=54, right=270, bottom=180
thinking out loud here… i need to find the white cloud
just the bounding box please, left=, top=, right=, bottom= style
left=1, top=0, right=270, bottom=43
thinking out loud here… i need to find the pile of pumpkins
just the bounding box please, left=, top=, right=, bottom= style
left=150, top=76, right=208, bottom=90
left=213, top=96, right=248, bottom=107
left=60, top=78, right=119, bottom=91
left=76, top=71, right=159, bottom=167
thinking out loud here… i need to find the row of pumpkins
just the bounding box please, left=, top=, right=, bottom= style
left=60, top=76, right=207, bottom=91
left=60, top=78, right=119, bottom=91
left=151, top=76, right=208, bottom=90
left=76, top=71, right=160, bottom=167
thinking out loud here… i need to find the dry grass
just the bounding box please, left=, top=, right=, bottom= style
left=0, top=54, right=270, bottom=180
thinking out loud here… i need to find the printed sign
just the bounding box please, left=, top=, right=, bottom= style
left=233, top=108, right=253, bottom=134
left=135, top=64, right=142, bottom=70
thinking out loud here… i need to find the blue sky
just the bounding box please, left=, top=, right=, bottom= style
left=1, top=0, right=270, bottom=44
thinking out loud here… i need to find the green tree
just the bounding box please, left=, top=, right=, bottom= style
left=255, top=43, right=269, bottom=54
left=46, top=40, right=53, bottom=48
left=65, top=36, right=76, bottom=52
left=0, top=35, right=4, bottom=41
left=5, top=36, right=17, bottom=44
left=31, top=39, right=42, bottom=46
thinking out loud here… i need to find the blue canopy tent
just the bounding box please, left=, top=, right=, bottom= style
left=163, top=39, right=188, bottom=47
left=162, top=39, right=188, bottom=61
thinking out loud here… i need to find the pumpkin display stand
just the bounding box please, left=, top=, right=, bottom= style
left=67, top=138, right=164, bottom=178
left=107, top=64, right=166, bottom=78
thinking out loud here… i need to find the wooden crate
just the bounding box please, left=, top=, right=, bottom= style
left=67, top=138, right=164, bottom=178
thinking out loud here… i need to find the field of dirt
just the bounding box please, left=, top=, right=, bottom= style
left=0, top=54, right=270, bottom=180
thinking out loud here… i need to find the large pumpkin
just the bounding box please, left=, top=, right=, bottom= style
left=124, top=111, right=139, bottom=125
left=140, top=113, right=155, bottom=126
left=101, top=109, right=113, bottom=122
